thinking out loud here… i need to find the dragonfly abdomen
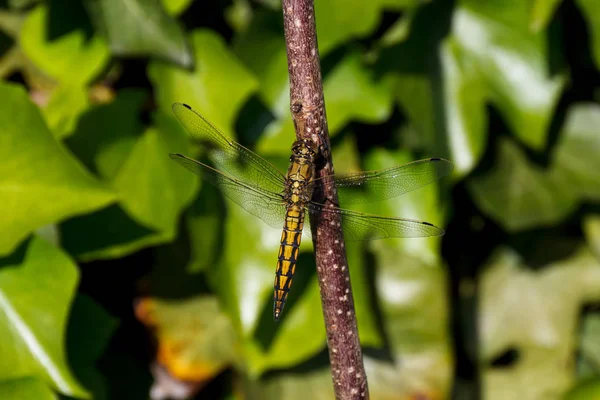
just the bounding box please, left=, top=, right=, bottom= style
left=273, top=205, right=305, bottom=320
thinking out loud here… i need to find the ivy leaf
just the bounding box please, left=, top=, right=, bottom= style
left=160, top=0, right=194, bottom=16
left=481, top=246, right=600, bottom=400
left=66, top=295, right=118, bottom=400
left=576, top=0, right=600, bottom=71
left=19, top=4, right=109, bottom=85
left=530, top=0, right=562, bottom=32
left=361, top=149, right=452, bottom=398
left=149, top=29, right=259, bottom=139
left=584, top=214, right=600, bottom=260
left=315, top=0, right=423, bottom=55
left=552, top=103, right=600, bottom=201
left=468, top=138, right=578, bottom=232
left=258, top=53, right=393, bottom=155
left=452, top=0, right=565, bottom=150
left=0, top=377, right=56, bottom=400
left=41, top=84, right=89, bottom=140
left=63, top=93, right=198, bottom=260
left=0, top=237, right=87, bottom=398
left=88, top=0, right=192, bottom=68
left=0, top=82, right=115, bottom=257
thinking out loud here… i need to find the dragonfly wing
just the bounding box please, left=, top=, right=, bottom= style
left=172, top=103, right=285, bottom=194
left=171, top=154, right=286, bottom=230
left=307, top=203, right=444, bottom=241
left=325, top=158, right=453, bottom=205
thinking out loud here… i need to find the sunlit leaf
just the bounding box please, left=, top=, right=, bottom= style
left=89, top=0, right=192, bottom=68
left=481, top=246, right=600, bottom=400
left=452, top=0, right=565, bottom=150
left=149, top=29, right=259, bottom=139
left=362, top=149, right=452, bottom=398
left=0, top=82, right=115, bottom=256
left=0, top=237, right=87, bottom=398
left=112, top=116, right=199, bottom=237
left=0, top=377, right=56, bottom=400
left=468, top=138, right=578, bottom=232
left=63, top=94, right=197, bottom=260
left=41, top=84, right=89, bottom=140
left=160, top=0, right=194, bottom=16
left=217, top=200, right=325, bottom=377
left=316, top=0, right=423, bottom=55
left=530, top=0, right=562, bottom=32
left=439, top=38, right=487, bottom=176
left=552, top=103, right=600, bottom=201
left=20, top=4, right=109, bottom=85
left=258, top=53, right=394, bottom=155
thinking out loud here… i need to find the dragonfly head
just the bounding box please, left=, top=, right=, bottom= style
left=291, top=139, right=318, bottom=162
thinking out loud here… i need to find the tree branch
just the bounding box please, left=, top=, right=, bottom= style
left=281, top=1, right=369, bottom=399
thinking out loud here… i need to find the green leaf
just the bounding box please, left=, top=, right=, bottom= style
left=552, top=103, right=600, bottom=201
left=245, top=353, right=452, bottom=399
left=136, top=296, right=238, bottom=382
left=0, top=237, right=87, bottom=398
left=61, top=204, right=159, bottom=262
left=185, top=183, right=224, bottom=274
left=112, top=114, right=199, bottom=236
left=66, top=295, right=118, bottom=400
left=439, top=38, right=487, bottom=176
left=232, top=10, right=288, bottom=116
left=530, top=0, right=562, bottom=32
left=258, top=53, right=393, bottom=155
left=452, top=0, right=565, bottom=150
left=217, top=200, right=325, bottom=377
left=19, top=4, right=109, bottom=85
left=584, top=214, right=600, bottom=260
left=89, top=0, right=192, bottom=68
left=315, top=0, right=422, bottom=55
left=361, top=149, right=452, bottom=398
left=243, top=367, right=334, bottom=399
left=63, top=92, right=198, bottom=260
left=65, top=89, right=146, bottom=180
left=225, top=0, right=253, bottom=32
left=149, top=29, right=259, bottom=139
left=480, top=246, right=600, bottom=400
left=468, top=138, right=578, bottom=232
left=566, top=379, right=600, bottom=400
left=578, top=314, right=600, bottom=379
left=160, top=0, right=194, bottom=16
left=576, top=0, right=600, bottom=71
left=0, top=377, right=56, bottom=400
left=378, top=2, right=483, bottom=177
left=0, top=82, right=115, bottom=257
left=41, top=84, right=89, bottom=140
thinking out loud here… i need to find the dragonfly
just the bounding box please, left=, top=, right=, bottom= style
left=170, top=103, right=453, bottom=321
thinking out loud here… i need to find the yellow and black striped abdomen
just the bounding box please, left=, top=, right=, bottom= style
left=273, top=205, right=305, bottom=320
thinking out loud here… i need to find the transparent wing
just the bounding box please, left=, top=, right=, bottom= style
left=307, top=203, right=444, bottom=241
left=170, top=153, right=286, bottom=229
left=172, top=103, right=286, bottom=194
left=320, top=158, right=453, bottom=205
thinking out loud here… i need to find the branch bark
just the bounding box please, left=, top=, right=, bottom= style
left=281, top=1, right=369, bottom=399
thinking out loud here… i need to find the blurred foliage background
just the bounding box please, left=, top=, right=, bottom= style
left=0, top=0, right=599, bottom=399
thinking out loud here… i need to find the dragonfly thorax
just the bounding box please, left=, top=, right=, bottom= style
left=284, top=139, right=317, bottom=206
